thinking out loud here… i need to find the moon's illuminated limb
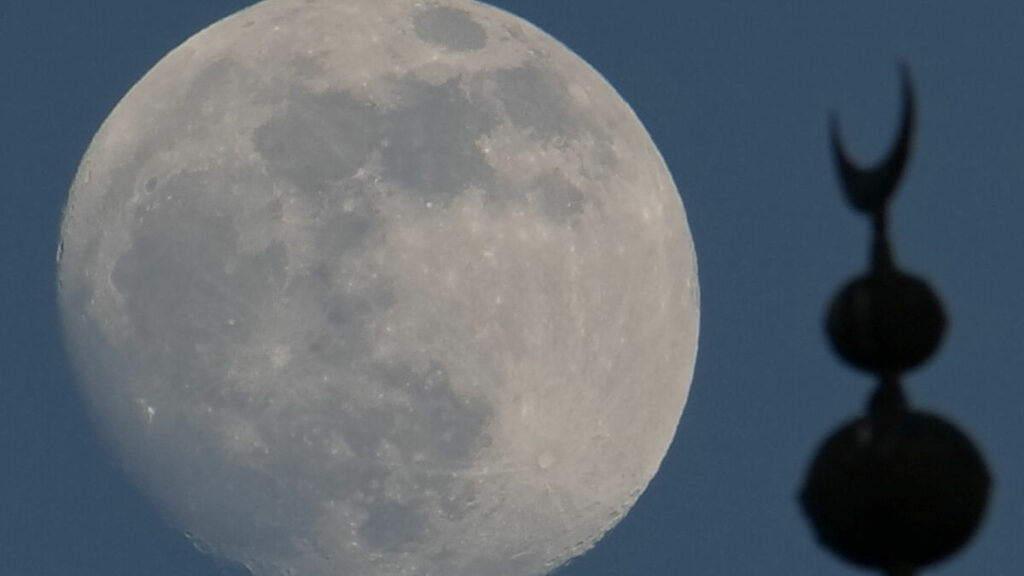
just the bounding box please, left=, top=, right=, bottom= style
left=58, top=1, right=699, bottom=575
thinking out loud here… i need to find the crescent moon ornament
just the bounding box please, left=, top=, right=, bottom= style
left=829, top=64, right=915, bottom=216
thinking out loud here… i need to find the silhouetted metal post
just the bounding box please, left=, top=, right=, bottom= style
left=799, top=65, right=991, bottom=576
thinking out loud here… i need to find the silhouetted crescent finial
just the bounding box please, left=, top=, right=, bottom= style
left=830, top=64, right=915, bottom=215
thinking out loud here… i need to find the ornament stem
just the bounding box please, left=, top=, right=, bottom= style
left=872, top=210, right=895, bottom=271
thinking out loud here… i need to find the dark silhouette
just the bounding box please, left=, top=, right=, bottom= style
left=800, top=65, right=991, bottom=576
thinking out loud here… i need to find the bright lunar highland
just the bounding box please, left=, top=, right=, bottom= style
left=58, top=1, right=699, bottom=575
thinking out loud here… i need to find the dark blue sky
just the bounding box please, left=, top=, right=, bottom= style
left=3, top=1, right=1022, bottom=575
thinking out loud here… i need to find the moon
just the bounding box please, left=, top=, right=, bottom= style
left=57, top=1, right=699, bottom=575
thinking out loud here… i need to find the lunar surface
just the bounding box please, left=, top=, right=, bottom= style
left=58, top=1, right=699, bottom=575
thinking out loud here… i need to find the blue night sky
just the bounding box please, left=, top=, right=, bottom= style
left=3, top=1, right=1023, bottom=575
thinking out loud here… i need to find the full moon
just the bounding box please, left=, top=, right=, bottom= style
left=58, top=1, right=699, bottom=575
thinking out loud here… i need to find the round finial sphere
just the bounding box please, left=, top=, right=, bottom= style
left=800, top=410, right=990, bottom=569
left=827, top=268, right=945, bottom=373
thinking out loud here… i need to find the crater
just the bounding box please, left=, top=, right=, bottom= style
left=413, top=7, right=487, bottom=52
